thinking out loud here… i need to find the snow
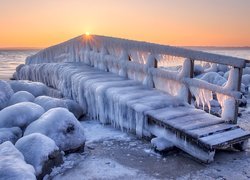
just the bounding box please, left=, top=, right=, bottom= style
left=0, top=102, right=45, bottom=129
left=15, top=133, right=60, bottom=175
left=0, top=127, right=22, bottom=144
left=0, top=141, right=36, bottom=180
left=24, top=108, right=86, bottom=152
left=34, top=96, right=84, bottom=119
left=9, top=91, right=35, bottom=105
left=0, top=80, right=14, bottom=110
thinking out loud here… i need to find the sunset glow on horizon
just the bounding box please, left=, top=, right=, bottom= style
left=1, top=0, right=250, bottom=48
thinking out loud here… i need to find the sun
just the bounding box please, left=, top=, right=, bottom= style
left=85, top=32, right=90, bottom=36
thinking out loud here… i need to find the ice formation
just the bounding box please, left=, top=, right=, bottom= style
left=0, top=80, right=14, bottom=110
left=34, top=96, right=84, bottom=119
left=0, top=127, right=22, bottom=144
left=0, top=102, right=45, bottom=129
left=15, top=133, right=62, bottom=176
left=24, top=108, right=86, bottom=152
left=151, top=137, right=174, bottom=151
left=9, top=91, right=35, bottom=106
left=0, top=141, right=36, bottom=180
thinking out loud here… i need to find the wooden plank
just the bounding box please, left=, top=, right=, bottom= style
left=200, top=128, right=250, bottom=148
left=187, top=124, right=239, bottom=138
left=146, top=107, right=203, bottom=122
left=168, top=117, right=224, bottom=132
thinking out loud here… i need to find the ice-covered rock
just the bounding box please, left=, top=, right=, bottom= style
left=151, top=137, right=174, bottom=152
left=24, top=108, right=85, bottom=152
left=15, top=133, right=63, bottom=178
left=198, top=72, right=227, bottom=86
left=217, top=64, right=229, bottom=72
left=0, top=102, right=45, bottom=129
left=0, top=80, right=14, bottom=110
left=204, top=63, right=217, bottom=73
left=0, top=141, right=36, bottom=180
left=0, top=127, right=22, bottom=144
left=9, top=91, right=35, bottom=106
left=194, top=64, right=204, bottom=76
left=34, top=96, right=84, bottom=119
left=242, top=74, right=250, bottom=86
left=8, top=80, right=62, bottom=98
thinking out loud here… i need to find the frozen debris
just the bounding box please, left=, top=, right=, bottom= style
left=24, top=108, right=86, bottom=152
left=0, top=141, right=36, bottom=180
left=8, top=80, right=62, bottom=98
left=34, top=96, right=84, bottom=119
left=151, top=137, right=174, bottom=152
left=194, top=64, right=204, bottom=76
left=15, top=133, right=63, bottom=178
left=0, top=127, right=22, bottom=144
left=0, top=80, right=14, bottom=110
left=9, top=91, right=35, bottom=106
left=0, top=102, right=45, bottom=129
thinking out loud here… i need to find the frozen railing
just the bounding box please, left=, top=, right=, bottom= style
left=25, top=34, right=249, bottom=123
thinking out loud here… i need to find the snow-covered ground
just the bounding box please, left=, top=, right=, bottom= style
left=46, top=117, right=250, bottom=180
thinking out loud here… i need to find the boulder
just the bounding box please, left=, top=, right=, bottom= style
left=0, top=141, right=36, bottom=180
left=0, top=102, right=45, bottom=129
left=15, top=133, right=63, bottom=179
left=24, top=108, right=85, bottom=152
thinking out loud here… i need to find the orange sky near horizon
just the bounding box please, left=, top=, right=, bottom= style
left=1, top=0, right=250, bottom=48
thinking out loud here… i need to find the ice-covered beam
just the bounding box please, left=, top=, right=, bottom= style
left=26, top=35, right=248, bottom=68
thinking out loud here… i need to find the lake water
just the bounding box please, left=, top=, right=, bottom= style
left=0, top=48, right=249, bottom=80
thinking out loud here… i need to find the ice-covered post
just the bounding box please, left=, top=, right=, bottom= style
left=118, top=50, right=130, bottom=78
left=178, top=58, right=193, bottom=103
left=223, top=67, right=243, bottom=123
left=98, top=47, right=108, bottom=71
left=233, top=67, right=243, bottom=124
left=143, top=54, right=157, bottom=88
left=83, top=40, right=91, bottom=65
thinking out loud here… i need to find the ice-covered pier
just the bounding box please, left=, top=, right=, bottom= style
left=15, top=35, right=250, bottom=162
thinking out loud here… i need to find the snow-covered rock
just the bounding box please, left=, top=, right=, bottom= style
left=0, top=80, right=14, bottom=110
left=0, top=102, right=45, bottom=129
left=9, top=91, right=35, bottom=106
left=198, top=72, right=227, bottom=86
left=24, top=108, right=85, bottom=152
left=204, top=63, right=217, bottom=73
left=0, top=141, right=36, bottom=180
left=15, top=133, right=63, bottom=177
left=34, top=96, right=84, bottom=119
left=0, top=127, right=22, bottom=144
left=8, top=80, right=62, bottom=98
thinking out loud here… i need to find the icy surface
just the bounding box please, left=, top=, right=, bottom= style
left=0, top=102, right=45, bottom=129
left=0, top=80, right=14, bottom=110
left=15, top=133, right=60, bottom=175
left=9, top=91, right=35, bottom=105
left=0, top=127, right=22, bottom=144
left=0, top=141, right=36, bottom=180
left=24, top=108, right=85, bottom=152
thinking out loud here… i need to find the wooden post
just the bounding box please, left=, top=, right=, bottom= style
left=187, top=59, right=194, bottom=104
left=233, top=67, right=243, bottom=124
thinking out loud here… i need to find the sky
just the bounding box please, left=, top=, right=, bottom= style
left=0, top=0, right=250, bottom=48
